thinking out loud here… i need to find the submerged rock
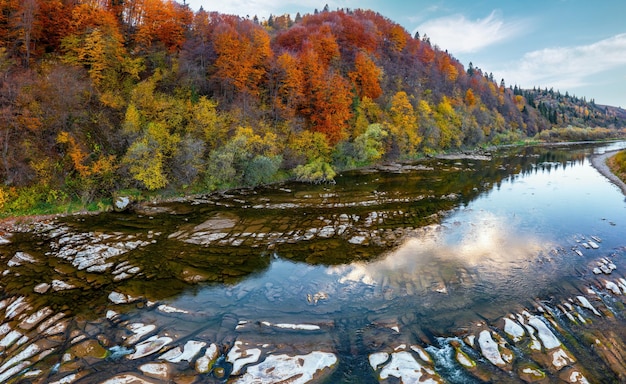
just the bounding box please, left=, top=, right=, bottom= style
left=139, top=363, right=170, bottom=380
left=128, top=336, right=173, bottom=360
left=33, top=283, right=51, bottom=294
left=227, top=341, right=262, bottom=375
left=159, top=340, right=206, bottom=363
left=378, top=350, right=443, bottom=383
left=233, top=351, right=337, bottom=384
left=101, top=373, right=158, bottom=384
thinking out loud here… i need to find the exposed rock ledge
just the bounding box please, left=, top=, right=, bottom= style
left=590, top=150, right=626, bottom=196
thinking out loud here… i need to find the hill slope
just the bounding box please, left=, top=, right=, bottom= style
left=0, top=2, right=625, bottom=214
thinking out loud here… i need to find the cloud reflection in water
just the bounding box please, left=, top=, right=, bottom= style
left=330, top=211, right=551, bottom=297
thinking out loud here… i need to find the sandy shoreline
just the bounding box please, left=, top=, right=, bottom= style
left=590, top=150, right=626, bottom=196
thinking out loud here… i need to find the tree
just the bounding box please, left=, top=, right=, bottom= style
left=387, top=91, right=420, bottom=157
left=271, top=52, right=304, bottom=120
left=353, top=123, right=388, bottom=163
left=133, top=0, right=193, bottom=52
left=349, top=51, right=382, bottom=99
left=212, top=21, right=272, bottom=109
left=15, top=0, right=38, bottom=66
left=434, top=96, right=463, bottom=149
left=298, top=46, right=352, bottom=145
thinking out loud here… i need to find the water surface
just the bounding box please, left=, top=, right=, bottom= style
left=1, top=142, right=626, bottom=383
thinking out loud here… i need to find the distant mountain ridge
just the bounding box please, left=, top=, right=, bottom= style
left=516, top=86, right=626, bottom=128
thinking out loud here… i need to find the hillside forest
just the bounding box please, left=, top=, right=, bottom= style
left=1, top=0, right=625, bottom=215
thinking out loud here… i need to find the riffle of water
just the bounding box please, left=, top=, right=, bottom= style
left=0, top=142, right=626, bottom=383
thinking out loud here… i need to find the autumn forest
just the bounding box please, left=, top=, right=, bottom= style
left=1, top=0, right=625, bottom=215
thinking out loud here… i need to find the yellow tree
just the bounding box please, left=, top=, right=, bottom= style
left=388, top=91, right=421, bottom=157
left=434, top=96, right=462, bottom=149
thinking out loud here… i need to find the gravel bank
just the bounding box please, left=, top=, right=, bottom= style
left=590, top=151, right=626, bottom=196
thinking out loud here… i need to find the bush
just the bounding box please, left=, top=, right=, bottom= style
left=243, top=155, right=282, bottom=186
left=293, top=158, right=336, bottom=184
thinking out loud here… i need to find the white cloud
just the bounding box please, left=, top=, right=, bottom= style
left=495, top=33, right=626, bottom=90
left=415, top=10, right=527, bottom=54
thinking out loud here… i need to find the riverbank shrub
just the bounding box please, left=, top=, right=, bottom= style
left=608, top=150, right=626, bottom=182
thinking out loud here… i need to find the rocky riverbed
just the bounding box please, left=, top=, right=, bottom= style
left=1, top=142, right=626, bottom=383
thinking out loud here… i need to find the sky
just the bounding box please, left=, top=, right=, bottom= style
left=182, top=0, right=626, bottom=108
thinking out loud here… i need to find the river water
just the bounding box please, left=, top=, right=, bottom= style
left=1, top=142, right=626, bottom=383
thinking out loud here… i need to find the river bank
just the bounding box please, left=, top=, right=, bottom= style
left=1, top=142, right=624, bottom=234
left=590, top=150, right=626, bottom=195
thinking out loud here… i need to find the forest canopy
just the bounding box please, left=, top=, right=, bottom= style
left=0, top=0, right=625, bottom=215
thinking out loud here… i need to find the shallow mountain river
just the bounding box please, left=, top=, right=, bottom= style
left=1, top=142, right=626, bottom=383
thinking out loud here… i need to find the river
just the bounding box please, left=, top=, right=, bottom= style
left=1, top=141, right=626, bottom=383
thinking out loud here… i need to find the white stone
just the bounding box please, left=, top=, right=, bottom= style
left=19, top=307, right=53, bottom=330
left=34, top=283, right=51, bottom=294
left=411, top=345, right=432, bottom=363
left=37, top=312, right=65, bottom=333
left=0, top=343, right=39, bottom=380
left=234, top=352, right=337, bottom=384
left=160, top=340, right=206, bottom=363
left=6, top=297, right=29, bottom=319
left=348, top=236, right=367, bottom=245
left=605, top=281, right=621, bottom=295
left=227, top=341, right=262, bottom=375
left=272, top=323, right=321, bottom=331
left=379, top=351, right=440, bottom=383
left=158, top=304, right=189, bottom=314
left=478, top=330, right=506, bottom=366
left=86, top=263, right=114, bottom=273
left=504, top=318, right=525, bottom=342
left=113, top=273, right=133, bottom=282
left=139, top=363, right=169, bottom=379
left=0, top=323, right=10, bottom=336
left=0, top=330, right=23, bottom=348
left=114, top=196, right=130, bottom=211
left=108, top=291, right=140, bottom=304
left=8, top=252, right=37, bottom=267
left=369, top=352, right=389, bottom=370
left=128, top=336, right=173, bottom=360
left=456, top=349, right=474, bottom=368
left=42, top=320, right=67, bottom=336
left=101, top=374, right=157, bottom=384
left=125, top=323, right=156, bottom=345
left=52, top=280, right=76, bottom=291
left=568, top=370, right=590, bottom=384
left=551, top=348, right=574, bottom=370
left=196, top=343, right=219, bottom=373
left=577, top=296, right=601, bottom=316
left=159, top=346, right=182, bottom=361
left=527, top=316, right=561, bottom=350
left=0, top=362, right=32, bottom=383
